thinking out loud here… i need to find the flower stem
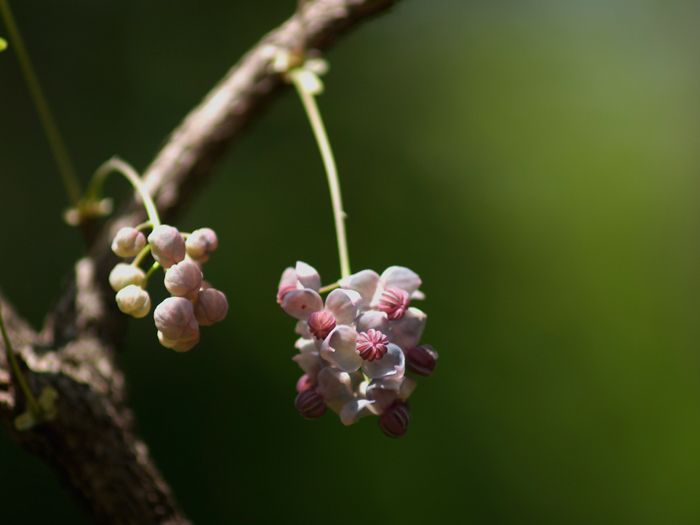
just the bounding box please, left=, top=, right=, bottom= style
left=0, top=0, right=81, bottom=207
left=140, top=262, right=160, bottom=289
left=291, top=73, right=351, bottom=280
left=0, top=304, right=40, bottom=417
left=131, top=244, right=152, bottom=268
left=87, top=157, right=161, bottom=228
left=319, top=282, right=340, bottom=294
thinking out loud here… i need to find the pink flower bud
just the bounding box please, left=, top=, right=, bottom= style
left=115, top=285, right=151, bottom=318
left=148, top=225, right=186, bottom=268
left=185, top=228, right=218, bottom=263
left=157, top=330, right=200, bottom=352
left=294, top=389, right=326, bottom=419
left=356, top=329, right=389, bottom=361
left=296, top=374, right=314, bottom=393
left=193, top=288, right=228, bottom=326
left=154, top=297, right=199, bottom=340
left=109, top=263, right=145, bottom=292
left=164, top=261, right=203, bottom=300
left=308, top=311, right=336, bottom=340
left=111, top=227, right=146, bottom=258
left=406, top=345, right=438, bottom=377
left=379, top=400, right=410, bottom=438
left=276, top=284, right=297, bottom=304
left=378, top=288, right=410, bottom=320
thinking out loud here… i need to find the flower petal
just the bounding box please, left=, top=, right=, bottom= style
left=389, top=307, right=427, bottom=350
left=339, top=399, right=376, bottom=426
left=340, top=270, right=380, bottom=310
left=295, top=261, right=321, bottom=292
left=355, top=311, right=390, bottom=334
left=324, top=289, right=361, bottom=326
left=278, top=267, right=297, bottom=289
left=295, top=320, right=313, bottom=339
left=281, top=289, right=323, bottom=321
left=320, top=325, right=361, bottom=372
left=366, top=378, right=402, bottom=411
left=399, top=376, right=417, bottom=401
left=295, top=337, right=316, bottom=354
left=317, top=367, right=353, bottom=413
left=410, top=290, right=426, bottom=301
left=292, top=352, right=325, bottom=383
left=362, top=343, right=405, bottom=380
left=380, top=266, right=422, bottom=294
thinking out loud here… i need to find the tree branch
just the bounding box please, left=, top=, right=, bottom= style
left=0, top=0, right=403, bottom=523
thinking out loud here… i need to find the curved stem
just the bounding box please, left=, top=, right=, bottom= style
left=141, top=262, right=160, bottom=289
left=291, top=73, right=351, bottom=280
left=88, top=157, right=161, bottom=228
left=0, top=304, right=40, bottom=417
left=0, top=0, right=81, bottom=207
left=131, top=244, right=152, bottom=268
left=319, top=282, right=340, bottom=294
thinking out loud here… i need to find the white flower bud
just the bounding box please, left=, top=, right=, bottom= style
left=164, top=261, right=203, bottom=300
left=194, top=288, right=228, bottom=326
left=109, top=263, right=145, bottom=292
left=158, top=330, right=200, bottom=352
left=111, top=227, right=147, bottom=257
left=148, top=225, right=186, bottom=268
left=185, top=228, right=218, bottom=263
left=154, top=297, right=199, bottom=341
left=116, top=285, right=151, bottom=318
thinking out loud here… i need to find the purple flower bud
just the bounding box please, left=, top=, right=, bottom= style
left=296, top=374, right=313, bottom=393
left=157, top=330, right=200, bottom=353
left=148, top=225, right=186, bottom=269
left=193, top=288, right=228, bottom=326
left=379, top=400, right=410, bottom=438
left=406, top=344, right=438, bottom=377
left=378, top=288, right=410, bottom=320
left=154, top=297, right=199, bottom=340
left=164, top=261, right=203, bottom=300
left=111, top=227, right=147, bottom=258
left=109, top=263, right=145, bottom=292
left=185, top=228, right=218, bottom=263
left=115, top=285, right=151, bottom=318
left=295, top=389, right=326, bottom=419
left=308, top=311, right=336, bottom=340
left=356, top=329, right=389, bottom=362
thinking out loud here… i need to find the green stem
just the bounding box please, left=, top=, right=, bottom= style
left=319, top=282, right=340, bottom=294
left=131, top=244, right=152, bottom=268
left=141, top=262, right=160, bottom=289
left=0, top=304, right=40, bottom=417
left=291, top=72, right=351, bottom=280
left=87, top=157, right=161, bottom=228
left=0, top=0, right=81, bottom=207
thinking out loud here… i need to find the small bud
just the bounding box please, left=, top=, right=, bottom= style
left=378, top=288, right=410, bottom=320
left=116, top=285, right=151, bottom=318
left=154, top=297, right=199, bottom=340
left=308, top=311, right=336, bottom=340
left=379, top=401, right=410, bottom=438
left=295, top=389, right=326, bottom=419
left=406, top=345, right=438, bottom=377
left=193, top=288, right=228, bottom=326
left=185, top=228, right=218, bottom=263
left=164, top=261, right=203, bottom=300
left=356, top=329, right=389, bottom=361
left=111, top=227, right=147, bottom=257
left=296, top=374, right=313, bottom=393
left=109, top=263, right=145, bottom=292
left=158, top=330, right=200, bottom=352
left=148, top=225, right=186, bottom=268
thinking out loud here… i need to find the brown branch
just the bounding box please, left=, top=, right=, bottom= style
left=0, top=0, right=403, bottom=523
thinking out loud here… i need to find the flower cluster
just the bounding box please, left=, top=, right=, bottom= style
left=278, top=262, right=438, bottom=438
left=109, top=225, right=228, bottom=352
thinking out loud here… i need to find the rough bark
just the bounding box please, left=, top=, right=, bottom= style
left=0, top=0, right=403, bottom=523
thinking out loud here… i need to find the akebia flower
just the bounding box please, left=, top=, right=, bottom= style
left=278, top=262, right=439, bottom=438
left=109, top=223, right=227, bottom=352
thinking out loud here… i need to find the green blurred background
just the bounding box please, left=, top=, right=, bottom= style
left=2, top=0, right=700, bottom=523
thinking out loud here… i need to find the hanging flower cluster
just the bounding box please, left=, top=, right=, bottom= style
left=109, top=225, right=228, bottom=352
left=278, top=261, right=438, bottom=438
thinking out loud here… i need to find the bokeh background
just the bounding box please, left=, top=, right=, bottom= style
left=2, top=0, right=700, bottom=523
